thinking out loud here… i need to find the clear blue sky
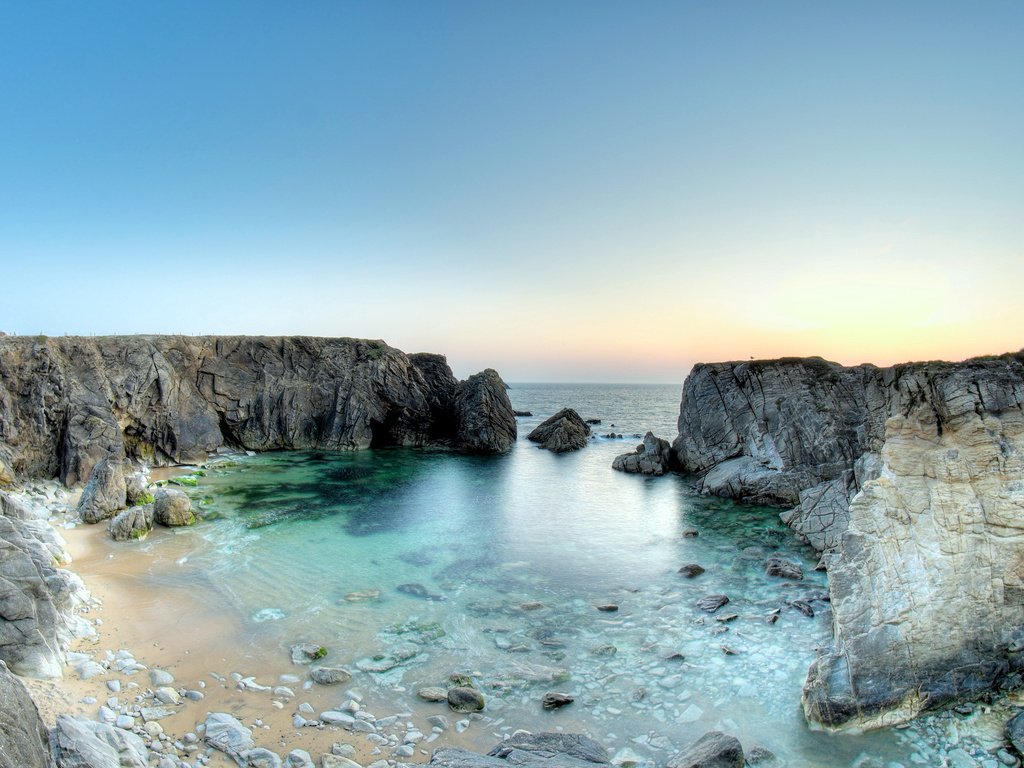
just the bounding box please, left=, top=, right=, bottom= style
left=2, top=2, right=1021, bottom=381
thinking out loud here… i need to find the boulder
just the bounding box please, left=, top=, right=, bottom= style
left=108, top=505, right=155, bottom=541
left=153, top=489, right=195, bottom=527
left=0, top=661, right=54, bottom=768
left=310, top=666, right=352, bottom=685
left=612, top=432, right=676, bottom=475
left=453, top=369, right=517, bottom=453
left=527, top=409, right=590, bottom=453
left=50, top=714, right=149, bottom=768
left=204, top=712, right=254, bottom=764
left=764, top=557, right=802, bottom=580
left=447, top=686, right=485, bottom=712
left=667, top=731, right=744, bottom=768
left=77, top=458, right=127, bottom=524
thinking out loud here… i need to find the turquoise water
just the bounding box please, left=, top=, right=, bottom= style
left=146, top=385, right=1008, bottom=767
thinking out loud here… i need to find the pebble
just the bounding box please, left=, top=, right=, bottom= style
left=107, top=680, right=121, bottom=693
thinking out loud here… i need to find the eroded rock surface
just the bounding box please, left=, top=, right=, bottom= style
left=0, top=335, right=516, bottom=486
left=675, top=351, right=1024, bottom=730
left=528, top=409, right=590, bottom=453
left=0, top=660, right=54, bottom=768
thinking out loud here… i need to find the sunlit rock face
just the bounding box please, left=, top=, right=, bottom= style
left=0, top=335, right=517, bottom=485
left=674, top=351, right=1024, bottom=729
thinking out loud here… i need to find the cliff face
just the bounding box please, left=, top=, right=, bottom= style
left=0, top=335, right=517, bottom=485
left=674, top=352, right=1024, bottom=729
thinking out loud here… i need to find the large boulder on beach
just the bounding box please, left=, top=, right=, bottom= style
left=107, top=505, right=155, bottom=541
left=453, top=369, right=517, bottom=454
left=667, top=731, right=744, bottom=768
left=0, top=661, right=54, bottom=768
left=153, top=488, right=195, bottom=527
left=77, top=458, right=127, bottom=524
left=50, top=714, right=149, bottom=768
left=612, top=432, right=676, bottom=475
left=528, top=409, right=590, bottom=453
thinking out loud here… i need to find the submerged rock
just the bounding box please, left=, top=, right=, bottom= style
left=612, top=432, right=676, bottom=476
left=447, top=686, right=485, bottom=713
left=0, top=661, right=54, bottom=768
left=290, top=644, right=327, bottom=665
left=77, top=458, right=127, bottom=524
left=764, top=556, right=802, bottom=580
left=527, top=409, right=591, bottom=453
left=678, top=564, right=705, bottom=578
left=667, top=730, right=744, bottom=768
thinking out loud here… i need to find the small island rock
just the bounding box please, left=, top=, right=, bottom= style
left=528, top=409, right=591, bottom=453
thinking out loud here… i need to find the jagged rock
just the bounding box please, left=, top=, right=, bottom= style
left=0, top=335, right=515, bottom=485
left=77, top=458, right=127, bottom=524
left=667, top=730, right=744, bottom=768
left=204, top=712, right=255, bottom=764
left=153, top=488, right=194, bottom=527
left=107, top=505, right=155, bottom=541
left=528, top=409, right=590, bottom=453
left=453, top=369, right=517, bottom=454
left=447, top=686, right=485, bottom=712
left=0, top=661, right=54, bottom=768
left=50, top=714, right=149, bottom=768
left=0, top=504, right=91, bottom=677
left=612, top=432, right=676, bottom=475
left=696, top=595, right=729, bottom=613
left=674, top=351, right=1024, bottom=730
left=764, top=557, right=802, bottom=580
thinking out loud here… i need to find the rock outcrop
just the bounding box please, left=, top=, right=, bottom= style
left=0, top=492, right=92, bottom=677
left=527, top=409, right=590, bottom=453
left=612, top=432, right=676, bottom=475
left=0, top=660, right=55, bottom=768
left=674, top=351, right=1024, bottom=730
left=0, top=335, right=517, bottom=487
left=429, top=732, right=609, bottom=768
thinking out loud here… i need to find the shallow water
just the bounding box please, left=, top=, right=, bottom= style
left=117, top=384, right=1016, bottom=766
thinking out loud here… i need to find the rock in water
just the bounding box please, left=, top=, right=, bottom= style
left=764, top=556, right=803, bottom=580
left=310, top=666, right=352, bottom=685
left=528, top=409, right=591, bottom=453
left=108, top=505, right=155, bottom=541
left=453, top=369, right=517, bottom=453
left=77, top=457, right=127, bottom=524
left=0, top=661, right=54, bottom=768
left=487, top=732, right=609, bottom=764
left=0, top=335, right=515, bottom=485
left=541, top=692, right=574, bottom=709
left=667, top=731, right=744, bottom=768
left=153, top=488, right=195, bottom=527
left=696, top=595, right=729, bottom=613
left=678, top=564, right=705, bottom=578
left=50, top=714, right=150, bottom=768
left=447, top=686, right=485, bottom=713
left=612, top=432, right=676, bottom=475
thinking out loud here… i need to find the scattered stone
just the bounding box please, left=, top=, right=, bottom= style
left=682, top=529, right=699, bottom=538
left=153, top=686, right=181, bottom=705
left=396, top=583, right=444, bottom=601
left=149, top=669, right=174, bottom=686
left=716, top=613, right=739, bottom=623
left=242, top=747, right=284, bottom=767
left=542, top=692, right=575, bottom=709
left=668, top=731, right=744, bottom=768
left=447, top=686, right=485, bottom=713
left=765, top=557, right=803, bottom=580
left=696, top=595, right=730, bottom=613
left=678, top=564, right=705, bottom=578
left=595, top=603, right=619, bottom=612
left=291, top=644, right=327, bottom=665
left=285, top=749, right=316, bottom=768
left=323, top=756, right=362, bottom=768
left=418, top=687, right=448, bottom=702
left=790, top=600, right=814, bottom=618
left=720, top=645, right=740, bottom=656
left=310, top=667, right=352, bottom=686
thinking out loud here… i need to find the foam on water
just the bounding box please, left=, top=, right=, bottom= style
left=137, top=384, right=1018, bottom=767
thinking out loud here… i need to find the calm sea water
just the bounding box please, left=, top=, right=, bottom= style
left=142, top=384, right=1011, bottom=767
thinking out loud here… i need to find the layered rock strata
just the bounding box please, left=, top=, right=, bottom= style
left=674, top=352, right=1024, bottom=730
left=0, top=335, right=517, bottom=486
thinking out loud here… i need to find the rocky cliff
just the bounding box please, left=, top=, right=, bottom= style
left=674, top=351, right=1024, bottom=730
left=0, top=335, right=517, bottom=486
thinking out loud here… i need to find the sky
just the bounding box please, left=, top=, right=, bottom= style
left=1, top=2, right=1021, bottom=382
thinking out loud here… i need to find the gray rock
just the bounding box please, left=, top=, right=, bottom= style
left=285, top=751, right=316, bottom=768
left=149, top=669, right=174, bottom=686
left=291, top=644, right=327, bottom=665
left=204, top=712, right=254, bottom=763
left=241, top=747, right=284, bottom=768
left=764, top=556, right=803, bottom=580
left=696, top=595, right=729, bottom=613
left=107, top=505, right=155, bottom=541
left=487, top=732, right=609, bottom=764
left=322, top=757, right=362, bottom=768
left=0, top=336, right=515, bottom=485
left=678, top=564, right=705, bottom=578
left=50, top=714, right=149, bottom=768
left=418, top=686, right=448, bottom=702
left=310, top=666, right=352, bottom=685
left=0, top=661, right=54, bottom=768
left=527, top=409, right=591, bottom=453
left=1007, top=710, right=1024, bottom=758
left=153, top=489, right=195, bottom=527
left=541, top=692, right=575, bottom=709
left=447, top=686, right=485, bottom=713
left=77, top=458, right=127, bottom=524
left=612, top=432, right=676, bottom=476
left=666, top=731, right=744, bottom=768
